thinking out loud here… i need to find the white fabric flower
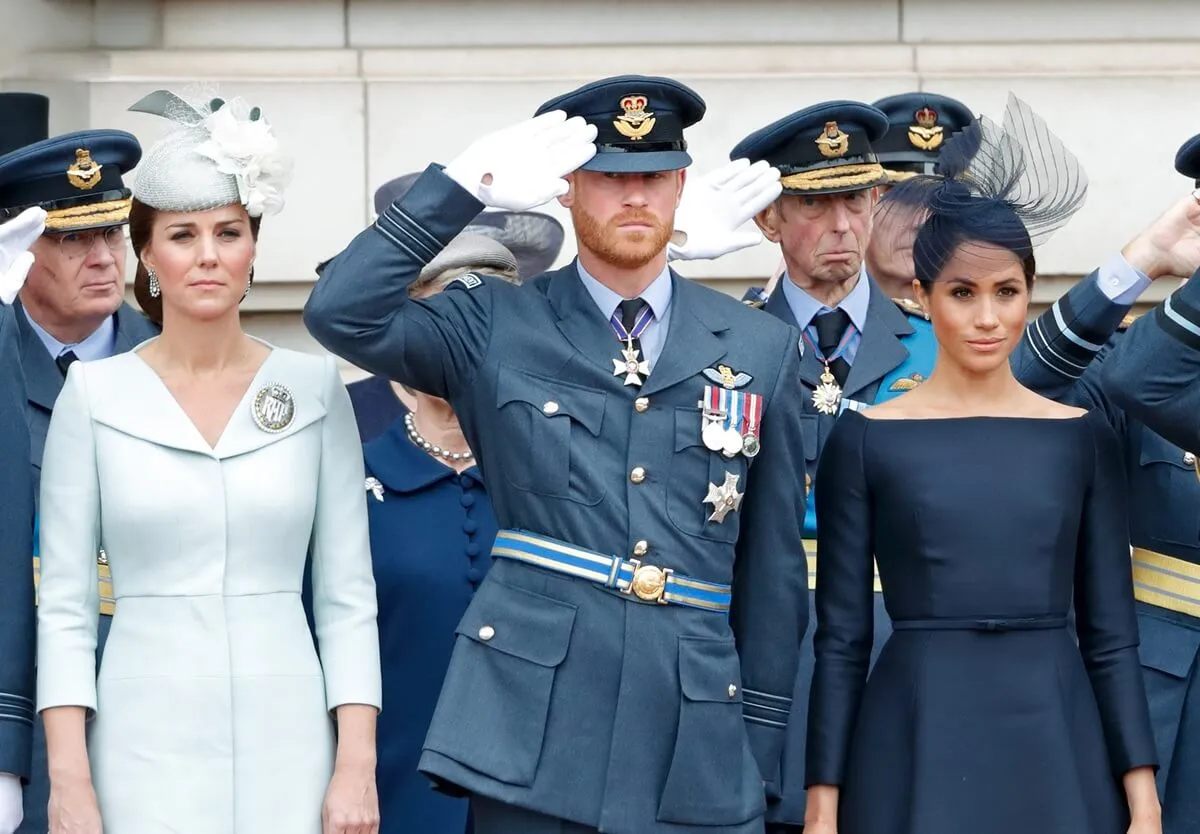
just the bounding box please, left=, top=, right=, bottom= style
left=192, top=101, right=293, bottom=217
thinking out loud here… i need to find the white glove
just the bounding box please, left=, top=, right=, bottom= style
left=0, top=772, right=22, bottom=834
left=444, top=111, right=598, bottom=212
left=668, top=159, right=782, bottom=262
left=0, top=206, right=47, bottom=305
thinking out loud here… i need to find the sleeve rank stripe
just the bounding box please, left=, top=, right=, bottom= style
left=744, top=705, right=792, bottom=720
left=388, top=204, right=449, bottom=255
left=373, top=221, right=433, bottom=265
left=1024, top=321, right=1085, bottom=379
left=744, top=713, right=788, bottom=729
left=1160, top=293, right=1200, bottom=351
left=375, top=208, right=441, bottom=262
left=742, top=687, right=793, bottom=705
left=1051, top=293, right=1109, bottom=351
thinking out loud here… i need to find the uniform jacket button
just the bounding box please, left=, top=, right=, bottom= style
left=633, top=540, right=649, bottom=557
left=634, top=397, right=650, bottom=413
left=728, top=684, right=738, bottom=699
left=543, top=401, right=559, bottom=415
left=630, top=467, right=646, bottom=484
left=478, top=625, right=495, bottom=641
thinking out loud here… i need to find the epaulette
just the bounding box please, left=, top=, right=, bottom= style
left=741, top=287, right=769, bottom=310
left=893, top=297, right=929, bottom=320
left=1117, top=312, right=1142, bottom=332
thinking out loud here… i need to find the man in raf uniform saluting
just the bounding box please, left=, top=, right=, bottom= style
left=304, top=75, right=808, bottom=834
left=0, top=93, right=47, bottom=834
left=1097, top=134, right=1200, bottom=834
left=0, top=92, right=158, bottom=834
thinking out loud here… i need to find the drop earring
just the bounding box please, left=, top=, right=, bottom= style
left=242, top=266, right=254, bottom=300
left=147, top=268, right=160, bottom=298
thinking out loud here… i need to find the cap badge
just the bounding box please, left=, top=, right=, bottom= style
left=908, top=106, right=944, bottom=151
left=66, top=149, right=103, bottom=191
left=251, top=382, right=295, bottom=433
left=614, top=94, right=656, bottom=141
left=815, top=121, right=850, bottom=159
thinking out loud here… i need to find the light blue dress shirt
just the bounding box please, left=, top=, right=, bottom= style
left=577, top=260, right=674, bottom=369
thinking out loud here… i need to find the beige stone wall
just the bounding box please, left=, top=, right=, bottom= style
left=4, top=0, right=1200, bottom=366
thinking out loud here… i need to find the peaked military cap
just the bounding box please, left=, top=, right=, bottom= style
left=1175, top=132, right=1200, bottom=185
left=0, top=92, right=50, bottom=158
left=871, top=92, right=975, bottom=181
left=0, top=128, right=141, bottom=232
left=731, top=100, right=889, bottom=195
left=535, top=75, right=705, bottom=173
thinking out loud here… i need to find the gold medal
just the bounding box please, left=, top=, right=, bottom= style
left=811, top=364, right=842, bottom=416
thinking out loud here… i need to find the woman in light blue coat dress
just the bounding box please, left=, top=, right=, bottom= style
left=35, top=90, right=381, bottom=834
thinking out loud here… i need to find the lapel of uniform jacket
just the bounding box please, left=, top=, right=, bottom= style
left=638, top=271, right=728, bottom=398
left=12, top=300, right=63, bottom=416
left=841, top=277, right=913, bottom=402
left=764, top=284, right=824, bottom=390
left=547, top=260, right=637, bottom=378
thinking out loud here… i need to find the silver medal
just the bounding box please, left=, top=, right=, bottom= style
left=722, top=427, right=744, bottom=458
left=251, top=382, right=295, bottom=433
left=702, top=419, right=726, bottom=452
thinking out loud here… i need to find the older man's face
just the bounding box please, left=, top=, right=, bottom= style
left=22, top=225, right=127, bottom=332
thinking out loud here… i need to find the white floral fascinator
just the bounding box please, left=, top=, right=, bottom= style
left=128, top=90, right=292, bottom=217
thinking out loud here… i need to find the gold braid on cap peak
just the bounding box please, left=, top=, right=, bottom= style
left=44, top=197, right=132, bottom=231
left=779, top=163, right=887, bottom=191
left=880, top=168, right=919, bottom=183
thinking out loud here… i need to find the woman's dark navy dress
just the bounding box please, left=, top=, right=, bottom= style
left=364, top=417, right=497, bottom=834
left=807, top=410, right=1158, bottom=834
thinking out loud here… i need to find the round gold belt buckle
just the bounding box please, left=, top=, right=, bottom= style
left=630, top=564, right=667, bottom=602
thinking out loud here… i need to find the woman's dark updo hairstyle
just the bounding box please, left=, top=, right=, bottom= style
left=131, top=197, right=262, bottom=325
left=911, top=181, right=1036, bottom=292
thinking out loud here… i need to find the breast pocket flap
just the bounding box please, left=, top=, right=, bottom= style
left=455, top=581, right=577, bottom=667
left=496, top=366, right=606, bottom=436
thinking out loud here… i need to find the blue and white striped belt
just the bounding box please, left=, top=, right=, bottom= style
left=492, top=529, right=732, bottom=613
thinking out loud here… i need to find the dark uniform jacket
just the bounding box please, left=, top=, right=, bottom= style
left=304, top=165, right=809, bottom=834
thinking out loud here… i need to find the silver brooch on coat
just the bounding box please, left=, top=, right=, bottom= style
left=251, top=382, right=295, bottom=433
left=365, top=477, right=385, bottom=502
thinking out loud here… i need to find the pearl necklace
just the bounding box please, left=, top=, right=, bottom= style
left=405, top=412, right=475, bottom=463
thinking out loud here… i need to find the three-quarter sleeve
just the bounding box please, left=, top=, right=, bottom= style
left=805, top=411, right=874, bottom=788
left=310, top=356, right=383, bottom=712
left=1076, top=409, right=1157, bottom=774
left=36, top=365, right=101, bottom=714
